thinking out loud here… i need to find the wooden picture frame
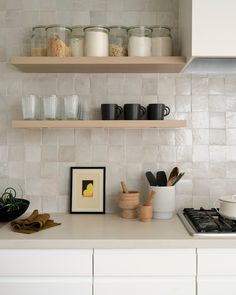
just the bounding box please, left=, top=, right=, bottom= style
left=70, top=167, right=106, bottom=214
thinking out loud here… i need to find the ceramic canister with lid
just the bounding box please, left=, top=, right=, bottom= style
left=71, top=26, right=84, bottom=57
left=128, top=26, right=152, bottom=57
left=151, top=26, right=172, bottom=56
left=84, top=26, right=109, bottom=57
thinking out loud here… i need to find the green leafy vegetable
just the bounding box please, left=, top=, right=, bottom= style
left=0, top=187, right=25, bottom=212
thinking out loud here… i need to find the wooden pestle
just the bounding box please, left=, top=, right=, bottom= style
left=120, top=181, right=129, bottom=193
left=145, top=190, right=156, bottom=206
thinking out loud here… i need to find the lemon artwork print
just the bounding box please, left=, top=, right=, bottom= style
left=82, top=180, right=94, bottom=197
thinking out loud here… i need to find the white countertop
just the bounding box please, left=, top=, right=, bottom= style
left=1, top=213, right=236, bottom=249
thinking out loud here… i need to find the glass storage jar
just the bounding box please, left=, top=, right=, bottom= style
left=128, top=26, right=152, bottom=56
left=151, top=26, right=172, bottom=56
left=109, top=26, right=128, bottom=57
left=71, top=26, right=84, bottom=57
left=31, top=26, right=47, bottom=56
left=84, top=26, right=109, bottom=57
left=46, top=25, right=71, bottom=57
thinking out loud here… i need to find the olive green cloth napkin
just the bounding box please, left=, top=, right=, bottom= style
left=11, top=209, right=61, bottom=234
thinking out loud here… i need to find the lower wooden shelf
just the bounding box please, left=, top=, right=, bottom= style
left=12, top=120, right=186, bottom=129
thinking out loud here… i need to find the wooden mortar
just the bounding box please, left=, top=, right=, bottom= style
left=118, top=191, right=140, bottom=219
left=139, top=205, right=153, bottom=222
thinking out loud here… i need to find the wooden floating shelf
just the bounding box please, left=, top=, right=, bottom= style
left=10, top=56, right=186, bottom=73
left=12, top=120, right=187, bottom=129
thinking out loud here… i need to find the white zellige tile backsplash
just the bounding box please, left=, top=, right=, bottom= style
left=0, top=0, right=236, bottom=213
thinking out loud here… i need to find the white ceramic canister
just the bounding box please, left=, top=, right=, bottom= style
left=151, top=26, right=172, bottom=56
left=128, top=26, right=152, bottom=57
left=84, top=26, right=109, bottom=57
left=216, top=195, right=236, bottom=220
left=150, top=186, right=175, bottom=219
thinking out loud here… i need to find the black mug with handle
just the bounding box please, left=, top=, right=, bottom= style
left=124, top=104, right=146, bottom=120
left=101, top=104, right=123, bottom=120
left=147, top=104, right=170, bottom=120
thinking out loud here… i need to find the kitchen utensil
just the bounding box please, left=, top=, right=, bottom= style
left=215, top=195, right=236, bottom=220
left=145, top=171, right=157, bottom=186
left=139, top=205, right=153, bottom=222
left=120, top=181, right=129, bottom=193
left=145, top=190, right=156, bottom=206
left=168, top=167, right=179, bottom=182
left=172, top=172, right=185, bottom=186
left=147, top=104, right=170, bottom=120
left=156, top=171, right=167, bottom=186
left=118, top=191, right=140, bottom=219
left=150, top=186, right=175, bottom=219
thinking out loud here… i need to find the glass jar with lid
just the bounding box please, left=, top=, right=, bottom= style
left=84, top=26, right=109, bottom=57
left=128, top=26, right=152, bottom=56
left=71, top=26, right=84, bottom=57
left=109, top=26, right=128, bottom=57
left=31, top=26, right=47, bottom=56
left=46, top=25, right=71, bottom=57
left=151, top=26, right=172, bottom=56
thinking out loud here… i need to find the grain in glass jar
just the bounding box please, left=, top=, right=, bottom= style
left=151, top=26, right=172, bottom=56
left=46, top=25, right=71, bottom=57
left=128, top=26, right=152, bottom=56
left=71, top=26, right=84, bottom=57
left=84, top=26, right=109, bottom=57
left=109, top=26, right=128, bottom=57
left=31, top=26, right=47, bottom=56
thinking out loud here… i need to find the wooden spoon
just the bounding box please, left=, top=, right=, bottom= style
left=168, top=167, right=179, bottom=182
left=145, top=190, right=156, bottom=206
left=120, top=181, right=129, bottom=193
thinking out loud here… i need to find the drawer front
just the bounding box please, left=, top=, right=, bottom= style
left=94, top=277, right=196, bottom=295
left=94, top=249, right=196, bottom=276
left=198, top=249, right=236, bottom=276
left=198, top=277, right=236, bottom=295
left=0, top=249, right=92, bottom=276
left=0, top=277, right=92, bottom=295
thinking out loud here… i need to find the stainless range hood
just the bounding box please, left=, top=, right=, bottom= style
left=179, top=0, right=236, bottom=74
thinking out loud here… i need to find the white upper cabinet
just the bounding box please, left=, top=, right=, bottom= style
left=179, top=0, right=236, bottom=72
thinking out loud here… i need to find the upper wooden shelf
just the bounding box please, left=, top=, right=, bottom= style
left=12, top=120, right=187, bottom=129
left=10, top=56, right=186, bottom=73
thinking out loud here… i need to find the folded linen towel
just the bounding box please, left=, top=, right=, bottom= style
left=11, top=209, right=61, bottom=234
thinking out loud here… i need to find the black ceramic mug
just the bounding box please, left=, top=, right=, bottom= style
left=147, top=104, right=170, bottom=120
left=101, top=104, right=123, bottom=120
left=124, top=104, right=146, bottom=120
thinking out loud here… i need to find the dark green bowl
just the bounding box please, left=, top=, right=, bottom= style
left=0, top=199, right=30, bottom=222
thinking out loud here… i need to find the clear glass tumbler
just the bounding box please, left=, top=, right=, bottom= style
left=63, top=95, right=80, bottom=120
left=22, top=95, right=40, bottom=120
left=43, top=95, right=60, bottom=120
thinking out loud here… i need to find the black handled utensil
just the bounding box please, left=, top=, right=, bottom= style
left=172, top=172, right=185, bottom=186
left=156, top=171, right=167, bottom=186
left=145, top=171, right=157, bottom=186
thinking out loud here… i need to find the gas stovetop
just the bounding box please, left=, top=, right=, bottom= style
left=178, top=208, right=236, bottom=237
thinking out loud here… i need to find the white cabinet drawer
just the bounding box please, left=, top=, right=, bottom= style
left=198, top=277, right=236, bottom=295
left=198, top=249, right=236, bottom=276
left=0, top=249, right=92, bottom=276
left=0, top=277, right=92, bottom=295
left=94, top=277, right=196, bottom=295
left=94, top=249, right=196, bottom=276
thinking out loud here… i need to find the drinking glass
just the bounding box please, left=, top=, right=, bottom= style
left=43, top=95, right=60, bottom=120
left=63, top=95, right=80, bottom=120
left=22, top=95, right=40, bottom=120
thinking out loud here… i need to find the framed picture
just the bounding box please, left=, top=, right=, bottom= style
left=70, top=167, right=106, bottom=214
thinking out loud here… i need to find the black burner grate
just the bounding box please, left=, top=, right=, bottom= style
left=183, top=208, right=236, bottom=233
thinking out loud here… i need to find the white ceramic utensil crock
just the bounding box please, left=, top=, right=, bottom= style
left=216, top=195, right=236, bottom=220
